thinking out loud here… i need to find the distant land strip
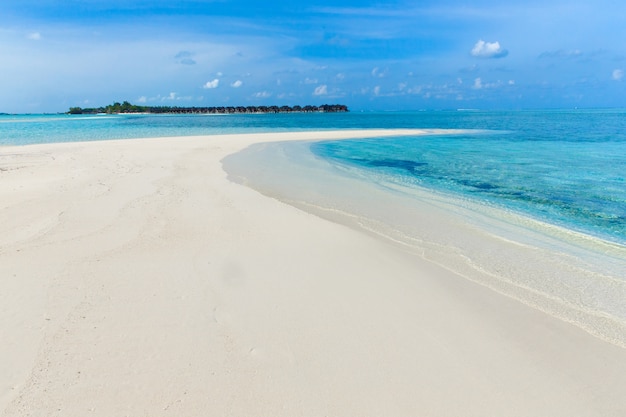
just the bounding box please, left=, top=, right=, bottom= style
left=68, top=101, right=349, bottom=115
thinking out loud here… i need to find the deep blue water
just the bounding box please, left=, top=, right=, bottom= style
left=2, top=109, right=626, bottom=244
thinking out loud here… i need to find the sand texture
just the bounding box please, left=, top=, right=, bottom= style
left=2, top=131, right=626, bottom=417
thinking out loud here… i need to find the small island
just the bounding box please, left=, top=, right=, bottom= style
left=68, top=101, right=349, bottom=115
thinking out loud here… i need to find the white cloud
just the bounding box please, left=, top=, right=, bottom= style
left=27, top=32, right=41, bottom=40
left=313, top=85, right=328, bottom=96
left=137, top=96, right=147, bottom=103
left=253, top=91, right=272, bottom=98
left=231, top=80, right=243, bottom=88
left=336, top=73, right=345, bottom=80
left=203, top=79, right=220, bottom=89
left=168, top=92, right=177, bottom=100
left=471, top=40, right=508, bottom=59
left=304, top=77, right=318, bottom=84
left=373, top=86, right=381, bottom=96
left=473, top=78, right=483, bottom=89
left=612, top=69, right=624, bottom=81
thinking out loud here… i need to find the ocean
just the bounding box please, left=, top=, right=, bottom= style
left=310, top=112, right=626, bottom=246
left=3, top=109, right=626, bottom=345
left=2, top=110, right=625, bottom=245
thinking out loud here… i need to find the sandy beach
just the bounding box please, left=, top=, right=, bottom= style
left=2, top=130, right=626, bottom=417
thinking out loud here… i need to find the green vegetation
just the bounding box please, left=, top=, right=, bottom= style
left=68, top=101, right=145, bottom=114
left=68, top=101, right=348, bottom=115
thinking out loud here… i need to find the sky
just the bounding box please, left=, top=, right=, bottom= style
left=1, top=0, right=625, bottom=113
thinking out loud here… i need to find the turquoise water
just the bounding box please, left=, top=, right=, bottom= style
left=310, top=114, right=626, bottom=245
left=5, top=109, right=626, bottom=344
left=2, top=110, right=626, bottom=245
left=0, top=112, right=358, bottom=145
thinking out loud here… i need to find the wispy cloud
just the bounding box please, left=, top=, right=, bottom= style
left=138, top=92, right=195, bottom=103
left=459, top=65, right=479, bottom=73
left=613, top=69, right=624, bottom=81
left=175, top=51, right=196, bottom=65
left=253, top=91, right=272, bottom=98
left=371, top=67, right=387, bottom=78
left=231, top=80, right=243, bottom=88
left=313, top=85, right=328, bottom=96
left=538, top=49, right=583, bottom=59
left=472, top=78, right=511, bottom=89
left=310, top=5, right=513, bottom=20
left=471, top=40, right=508, bottom=59
left=27, top=32, right=42, bottom=40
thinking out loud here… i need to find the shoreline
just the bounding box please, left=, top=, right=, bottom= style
left=224, top=136, right=626, bottom=348
left=2, top=130, right=626, bottom=416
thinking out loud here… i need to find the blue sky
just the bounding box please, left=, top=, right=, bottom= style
left=1, top=0, right=625, bottom=113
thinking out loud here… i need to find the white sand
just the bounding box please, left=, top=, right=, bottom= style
left=2, top=130, right=626, bottom=417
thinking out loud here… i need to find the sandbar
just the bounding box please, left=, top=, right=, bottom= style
left=2, top=130, right=626, bottom=416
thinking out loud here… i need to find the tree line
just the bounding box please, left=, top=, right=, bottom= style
left=68, top=101, right=349, bottom=115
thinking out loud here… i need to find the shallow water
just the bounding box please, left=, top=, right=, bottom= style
left=311, top=129, right=626, bottom=246
left=4, top=109, right=626, bottom=344
left=223, top=136, right=626, bottom=347
left=4, top=110, right=624, bottom=244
